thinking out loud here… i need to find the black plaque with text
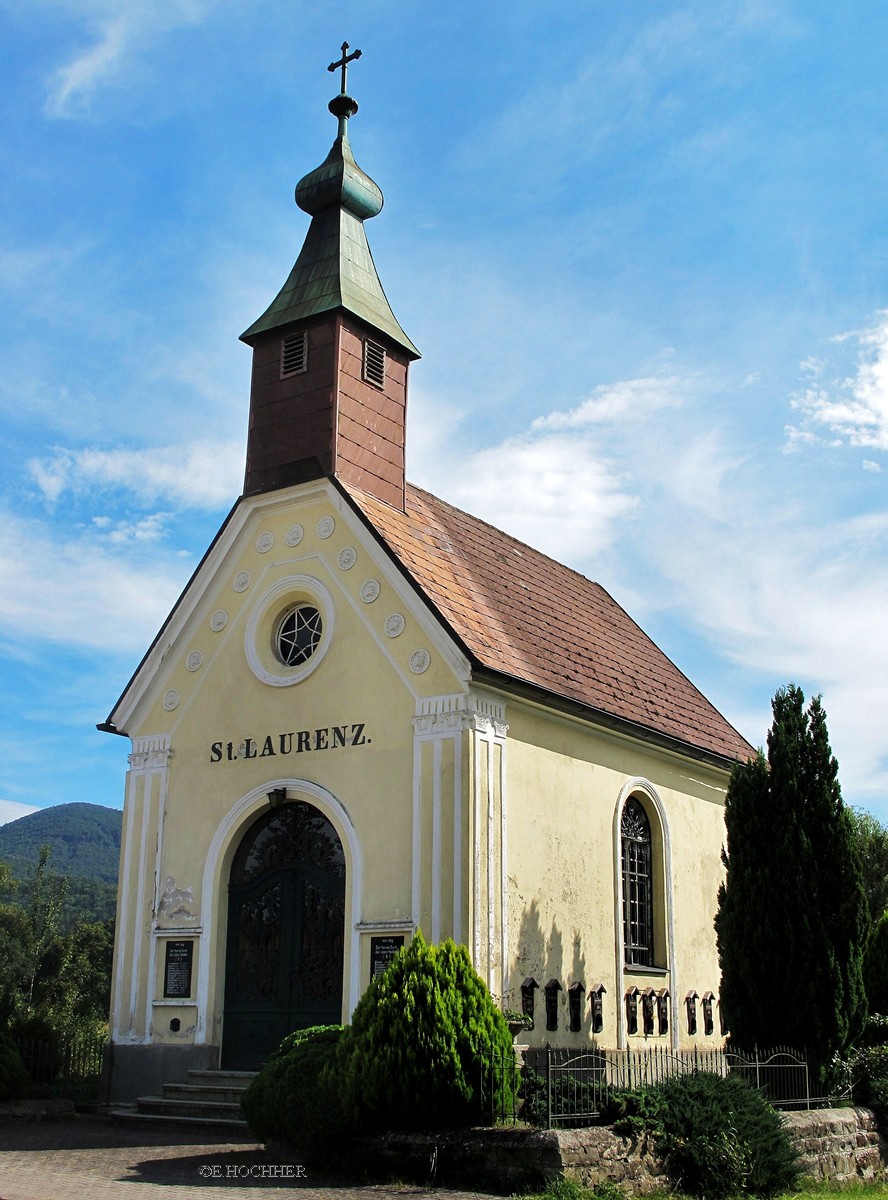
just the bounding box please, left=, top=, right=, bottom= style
left=370, top=935, right=405, bottom=980
left=163, top=940, right=194, bottom=999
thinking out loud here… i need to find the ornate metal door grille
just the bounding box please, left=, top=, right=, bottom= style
left=222, top=802, right=345, bottom=1069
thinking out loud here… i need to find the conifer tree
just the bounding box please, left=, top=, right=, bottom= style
left=715, top=685, right=867, bottom=1073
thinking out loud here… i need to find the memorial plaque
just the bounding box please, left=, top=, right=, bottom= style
left=164, top=940, right=194, bottom=999
left=370, top=935, right=404, bottom=980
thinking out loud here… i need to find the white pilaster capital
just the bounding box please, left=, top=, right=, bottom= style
left=128, top=733, right=172, bottom=772
left=413, top=691, right=509, bottom=738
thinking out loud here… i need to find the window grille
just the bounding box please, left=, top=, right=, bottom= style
left=363, top=337, right=386, bottom=388
left=275, top=605, right=322, bottom=666
left=281, top=330, right=307, bottom=377
left=621, top=797, right=654, bottom=966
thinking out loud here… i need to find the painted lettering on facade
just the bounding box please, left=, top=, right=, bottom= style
left=209, top=723, right=369, bottom=763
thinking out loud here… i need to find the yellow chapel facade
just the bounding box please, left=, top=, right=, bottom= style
left=102, top=64, right=751, bottom=1102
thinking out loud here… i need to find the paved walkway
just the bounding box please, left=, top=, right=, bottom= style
left=0, top=1114, right=497, bottom=1200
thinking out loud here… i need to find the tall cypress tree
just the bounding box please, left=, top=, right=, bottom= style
left=715, top=685, right=867, bottom=1073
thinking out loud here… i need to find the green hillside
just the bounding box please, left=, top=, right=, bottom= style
left=0, top=802, right=121, bottom=928
left=0, top=802, right=121, bottom=881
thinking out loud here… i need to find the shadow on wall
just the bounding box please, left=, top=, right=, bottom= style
left=509, top=898, right=590, bottom=1036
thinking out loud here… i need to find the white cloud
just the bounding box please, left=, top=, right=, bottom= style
left=0, top=509, right=190, bottom=653
left=42, top=0, right=228, bottom=118
left=414, top=363, right=888, bottom=810
left=532, top=376, right=685, bottom=431
left=0, top=800, right=39, bottom=826
left=28, top=440, right=242, bottom=509
left=789, top=311, right=888, bottom=453
left=410, top=375, right=665, bottom=564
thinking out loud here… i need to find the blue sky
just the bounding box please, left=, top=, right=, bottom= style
left=1, top=1, right=887, bottom=825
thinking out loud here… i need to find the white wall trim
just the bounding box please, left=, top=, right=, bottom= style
left=196, top=778, right=363, bottom=1047
left=432, top=737, right=442, bottom=943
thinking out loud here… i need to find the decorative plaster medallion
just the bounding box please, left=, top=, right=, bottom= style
left=256, top=531, right=274, bottom=553
left=186, top=651, right=203, bottom=672
left=163, top=689, right=179, bottom=711
left=210, top=609, right=228, bottom=632
left=361, top=579, right=381, bottom=603
left=285, top=523, right=304, bottom=547
left=338, top=547, right=357, bottom=570
left=316, top=516, right=335, bottom=539
left=233, top=571, right=251, bottom=593
left=385, top=613, right=406, bottom=638
left=409, top=649, right=431, bottom=675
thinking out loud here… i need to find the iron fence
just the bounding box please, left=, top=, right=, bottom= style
left=481, top=1043, right=811, bottom=1128
left=14, top=1033, right=106, bottom=1104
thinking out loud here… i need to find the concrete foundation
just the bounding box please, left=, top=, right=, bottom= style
left=105, top=1043, right=218, bottom=1104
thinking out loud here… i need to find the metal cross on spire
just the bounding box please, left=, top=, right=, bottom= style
left=328, top=41, right=362, bottom=94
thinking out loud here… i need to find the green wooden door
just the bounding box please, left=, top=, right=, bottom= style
left=221, top=803, right=345, bottom=1070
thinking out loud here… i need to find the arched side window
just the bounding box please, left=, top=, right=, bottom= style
left=621, top=796, right=654, bottom=967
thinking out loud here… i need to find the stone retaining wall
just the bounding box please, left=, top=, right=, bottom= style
left=783, top=1107, right=883, bottom=1183
left=349, top=1107, right=883, bottom=1194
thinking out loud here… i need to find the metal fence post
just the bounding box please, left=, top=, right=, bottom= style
left=546, top=1047, right=552, bottom=1129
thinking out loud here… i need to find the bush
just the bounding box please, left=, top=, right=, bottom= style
left=334, top=931, right=515, bottom=1130
left=845, top=1042, right=888, bottom=1121
left=240, top=1025, right=344, bottom=1154
left=0, top=1033, right=29, bottom=1101
left=601, top=1072, right=799, bottom=1199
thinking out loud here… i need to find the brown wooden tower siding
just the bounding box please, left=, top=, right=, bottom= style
left=243, top=312, right=409, bottom=510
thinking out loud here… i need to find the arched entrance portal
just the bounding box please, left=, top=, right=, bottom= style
left=222, top=801, right=345, bottom=1069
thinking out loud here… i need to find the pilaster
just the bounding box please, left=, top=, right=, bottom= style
left=412, top=692, right=509, bottom=999
left=112, top=733, right=171, bottom=1043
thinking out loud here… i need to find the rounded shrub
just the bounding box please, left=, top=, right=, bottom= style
left=0, top=1033, right=29, bottom=1102
left=604, top=1072, right=799, bottom=1199
left=334, top=931, right=514, bottom=1130
left=240, top=1024, right=344, bottom=1154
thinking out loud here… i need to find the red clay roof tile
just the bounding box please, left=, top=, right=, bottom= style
left=345, top=481, right=753, bottom=765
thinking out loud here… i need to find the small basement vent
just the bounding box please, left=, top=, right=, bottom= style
left=281, top=330, right=308, bottom=377
left=363, top=338, right=386, bottom=389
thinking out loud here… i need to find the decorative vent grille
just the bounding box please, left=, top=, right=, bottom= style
left=281, top=330, right=308, bottom=377
left=363, top=338, right=386, bottom=389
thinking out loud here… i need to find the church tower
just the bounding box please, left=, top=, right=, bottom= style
left=239, top=44, right=420, bottom=510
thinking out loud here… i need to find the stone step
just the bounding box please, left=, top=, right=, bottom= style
left=186, top=1069, right=257, bottom=1090
left=163, top=1082, right=252, bottom=1105
left=136, top=1095, right=245, bottom=1120
left=111, top=1105, right=250, bottom=1134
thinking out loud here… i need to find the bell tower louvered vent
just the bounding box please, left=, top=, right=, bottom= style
left=363, top=338, right=386, bottom=389
left=281, top=330, right=308, bottom=377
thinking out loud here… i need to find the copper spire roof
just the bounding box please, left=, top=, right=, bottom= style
left=344, top=480, right=753, bottom=765
left=240, top=68, right=419, bottom=358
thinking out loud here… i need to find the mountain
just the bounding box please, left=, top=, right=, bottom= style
left=0, top=802, right=122, bottom=928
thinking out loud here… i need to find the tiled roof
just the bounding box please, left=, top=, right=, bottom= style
left=345, top=481, right=753, bottom=764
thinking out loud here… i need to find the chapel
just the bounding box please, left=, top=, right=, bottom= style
left=101, top=50, right=752, bottom=1102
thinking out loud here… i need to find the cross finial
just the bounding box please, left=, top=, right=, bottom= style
left=328, top=41, right=362, bottom=95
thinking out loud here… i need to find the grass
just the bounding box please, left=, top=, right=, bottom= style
left=519, top=1179, right=888, bottom=1200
